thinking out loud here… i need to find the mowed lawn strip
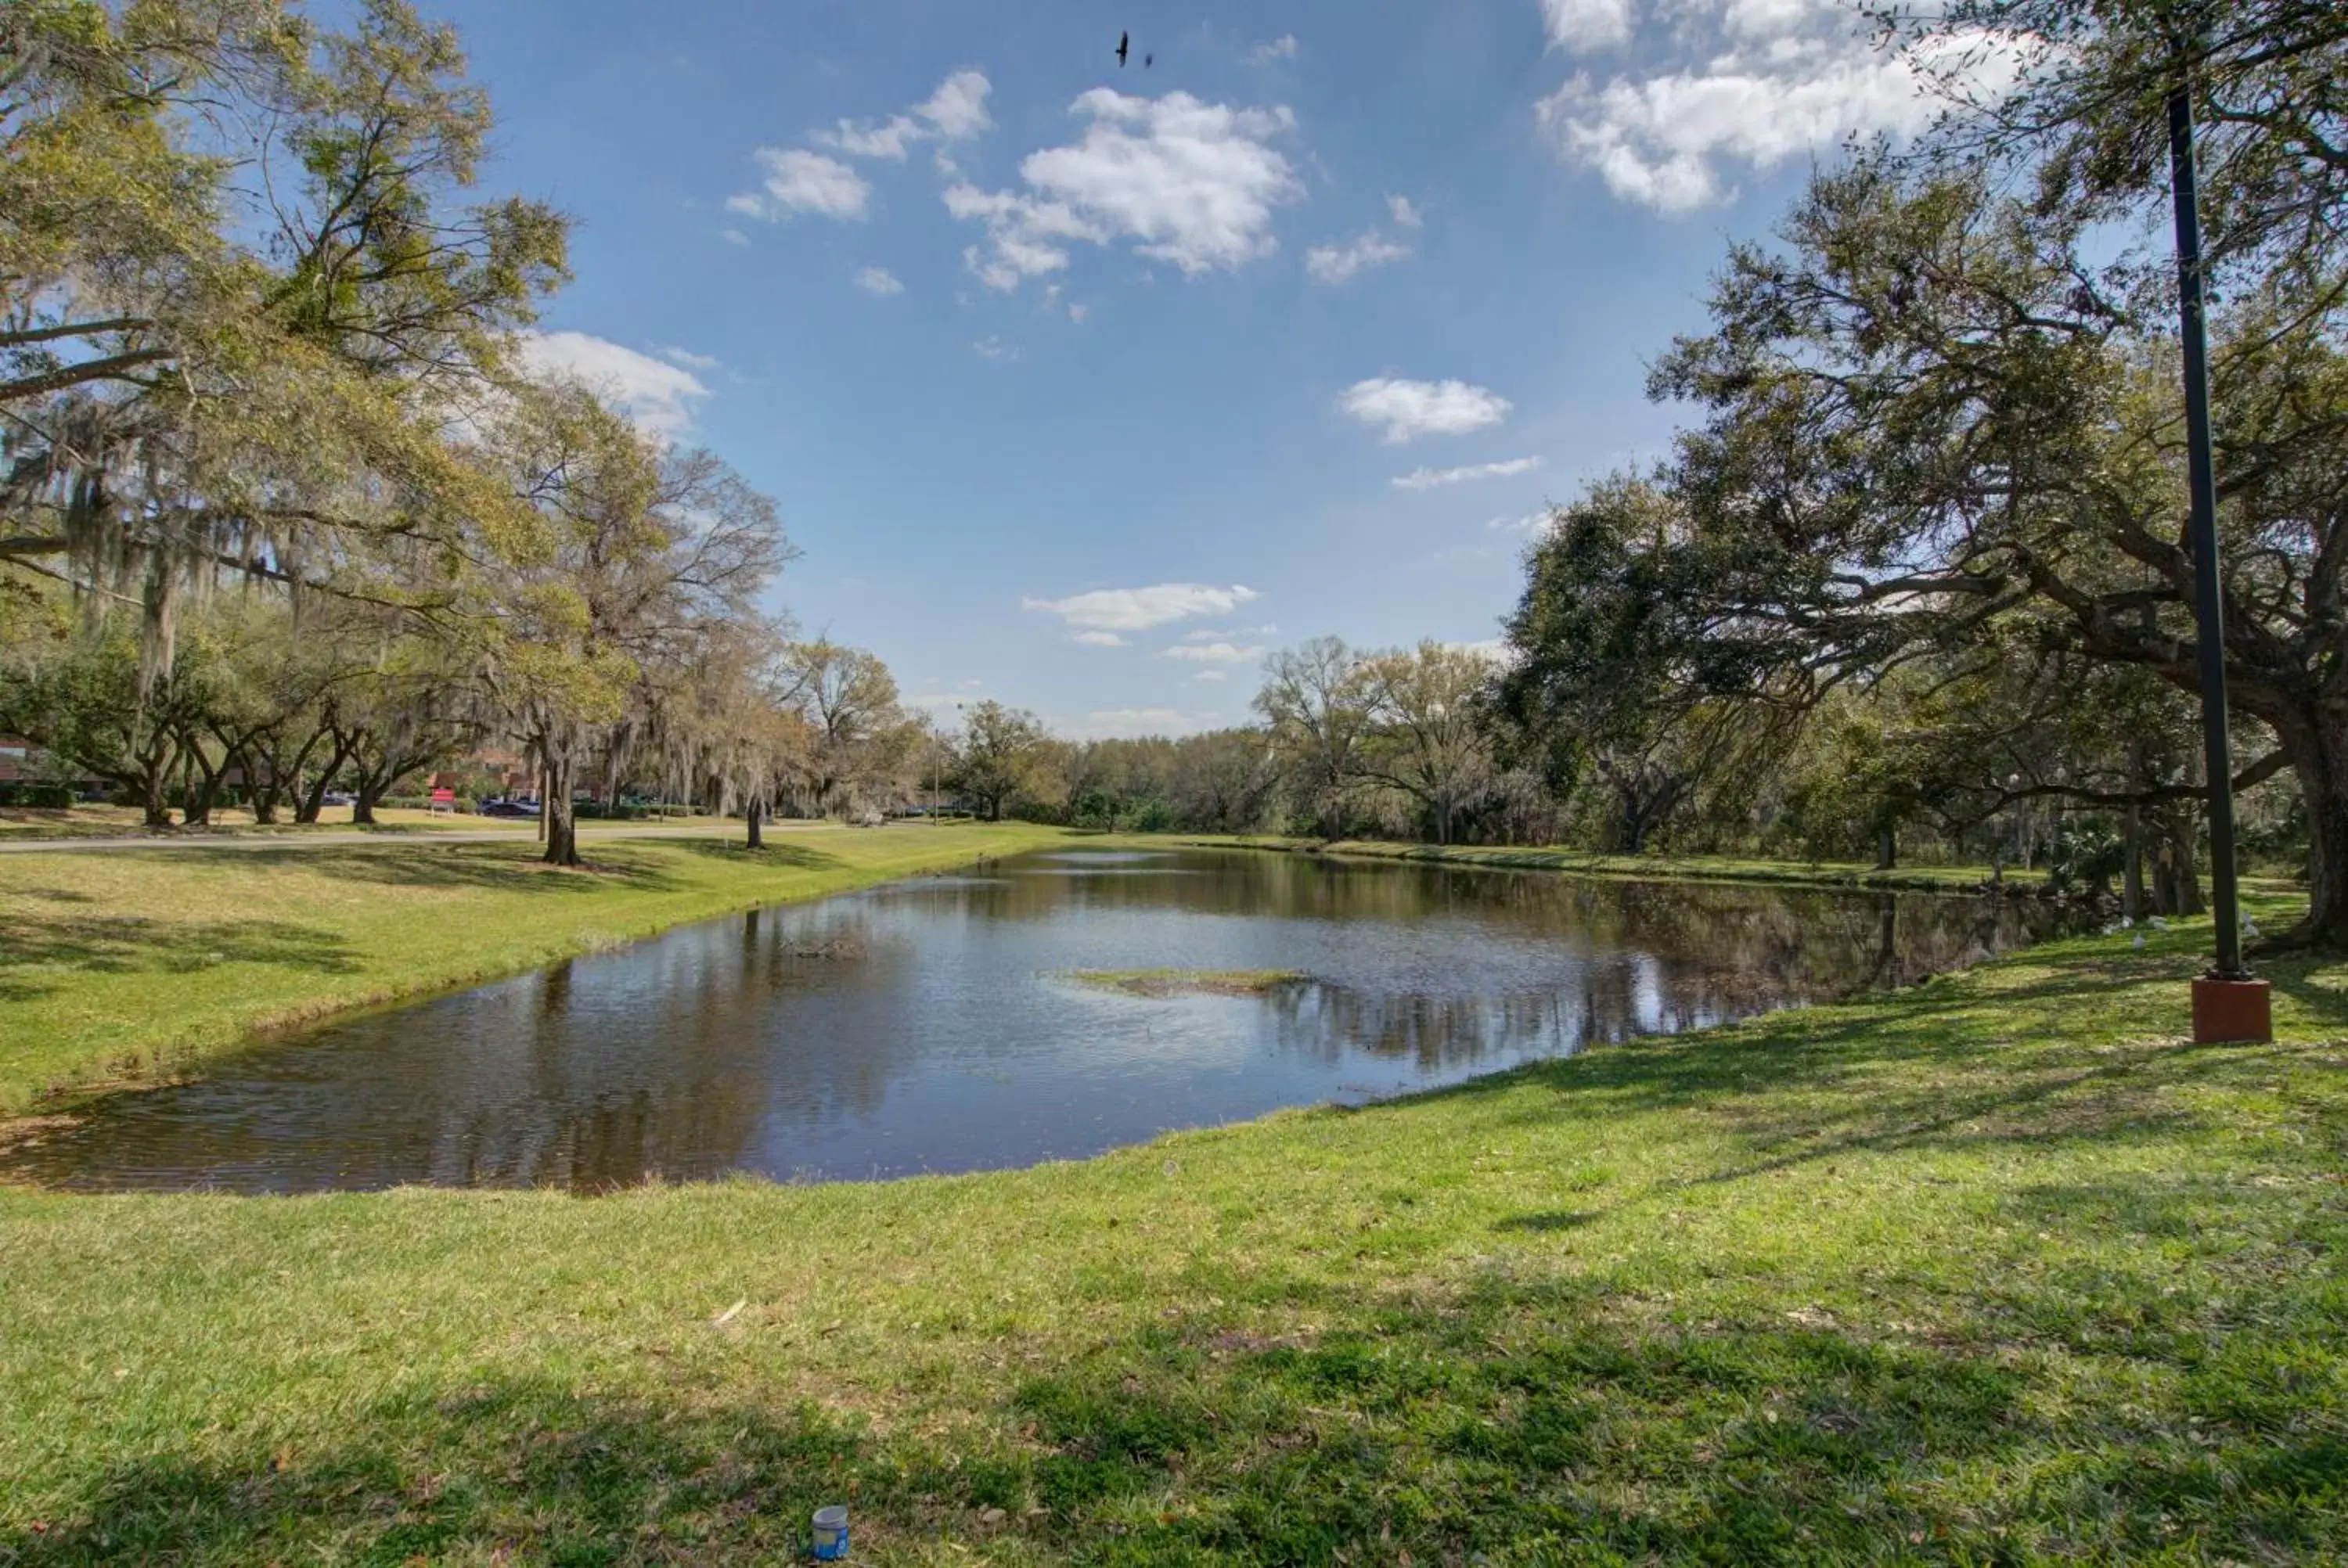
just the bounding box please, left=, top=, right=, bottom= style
left=1, top=908, right=2343, bottom=1563
left=0, top=822, right=1066, bottom=1113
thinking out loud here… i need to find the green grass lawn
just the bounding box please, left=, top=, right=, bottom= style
left=0, top=822, right=1064, bottom=1113
left=1, top=893, right=2343, bottom=1562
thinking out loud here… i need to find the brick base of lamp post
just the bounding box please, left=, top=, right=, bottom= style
left=2191, top=974, right=2273, bottom=1044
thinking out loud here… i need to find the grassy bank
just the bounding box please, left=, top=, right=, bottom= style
left=0, top=803, right=747, bottom=839
left=2, top=908, right=2343, bottom=1562
left=0, top=822, right=1064, bottom=1113
left=1187, top=835, right=2059, bottom=895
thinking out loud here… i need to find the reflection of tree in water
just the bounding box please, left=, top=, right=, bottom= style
left=1245, top=872, right=2065, bottom=1074
left=977, top=851, right=2060, bottom=976
left=10, top=902, right=942, bottom=1195
left=410, top=905, right=934, bottom=1192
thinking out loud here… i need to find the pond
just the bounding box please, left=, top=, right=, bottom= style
left=1, top=847, right=2066, bottom=1192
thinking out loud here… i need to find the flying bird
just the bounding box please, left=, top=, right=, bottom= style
left=1145, top=51, right=1154, bottom=67
left=1116, top=31, right=1129, bottom=66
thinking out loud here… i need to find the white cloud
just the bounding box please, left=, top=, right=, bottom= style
left=658, top=345, right=721, bottom=371
left=1305, top=232, right=1411, bottom=286
left=1024, top=583, right=1260, bottom=633
left=1339, top=377, right=1512, bottom=444
left=1393, top=456, right=1543, bottom=491
left=1447, top=638, right=1511, bottom=662
left=720, top=227, right=751, bottom=247
left=1487, top=510, right=1555, bottom=534
left=517, top=331, right=710, bottom=442
left=1068, top=630, right=1128, bottom=647
left=1080, top=707, right=1212, bottom=737
left=1161, top=642, right=1264, bottom=664
left=816, top=69, right=995, bottom=160
left=1251, top=34, right=1299, bottom=63
left=948, top=89, right=1301, bottom=290
left=1194, top=669, right=1230, bottom=682
left=729, top=148, right=870, bottom=221
left=1543, top=0, right=1633, bottom=51
left=1068, top=302, right=1091, bottom=324
left=1536, top=3, right=2030, bottom=214
left=1388, top=194, right=1424, bottom=228
left=1179, top=623, right=1277, bottom=642
left=971, top=335, right=1019, bottom=360
left=855, top=266, right=906, bottom=295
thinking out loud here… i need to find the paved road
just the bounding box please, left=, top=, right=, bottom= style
left=0, top=821, right=848, bottom=854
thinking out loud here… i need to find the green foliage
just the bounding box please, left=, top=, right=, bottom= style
left=950, top=699, right=1052, bottom=822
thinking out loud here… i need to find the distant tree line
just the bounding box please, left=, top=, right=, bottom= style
left=5, top=0, right=2344, bottom=947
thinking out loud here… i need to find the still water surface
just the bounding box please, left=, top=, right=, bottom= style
left=5, top=847, right=2063, bottom=1192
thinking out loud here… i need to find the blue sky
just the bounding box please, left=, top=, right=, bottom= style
left=433, top=0, right=1979, bottom=736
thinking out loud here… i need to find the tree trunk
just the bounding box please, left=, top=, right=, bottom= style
left=246, top=747, right=282, bottom=824
left=180, top=749, right=220, bottom=826
left=2285, top=728, right=2348, bottom=947
left=352, top=775, right=384, bottom=825
left=2123, top=804, right=2144, bottom=922
left=542, top=753, right=581, bottom=867
left=746, top=797, right=764, bottom=850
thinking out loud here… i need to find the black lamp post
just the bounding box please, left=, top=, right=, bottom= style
left=2166, top=70, right=2271, bottom=1041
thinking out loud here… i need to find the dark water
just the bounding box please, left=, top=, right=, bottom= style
left=2, top=848, right=2065, bottom=1192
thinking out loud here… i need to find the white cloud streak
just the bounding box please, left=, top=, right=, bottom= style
left=815, top=69, right=995, bottom=160
left=1161, top=642, right=1265, bottom=664
left=517, top=331, right=711, bottom=443
left=854, top=266, right=905, bottom=294
left=728, top=148, right=870, bottom=221
left=1338, top=377, right=1512, bottom=444
left=1023, top=583, right=1260, bottom=633
left=1250, top=34, right=1299, bottom=63
left=1392, top=455, right=1544, bottom=491
left=1068, top=630, right=1128, bottom=646
left=1079, top=707, right=1215, bottom=737
left=1487, top=510, right=1556, bottom=534
left=948, top=90, right=1300, bottom=290
left=1536, top=2, right=2031, bottom=213
left=1305, top=232, right=1411, bottom=286
left=1543, top=0, right=1633, bottom=51
left=1388, top=194, right=1424, bottom=228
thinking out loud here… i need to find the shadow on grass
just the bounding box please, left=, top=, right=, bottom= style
left=8, top=1264, right=2337, bottom=1564
left=664, top=838, right=845, bottom=872
left=0, top=915, right=365, bottom=1002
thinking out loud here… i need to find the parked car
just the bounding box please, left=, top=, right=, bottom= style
left=479, top=798, right=541, bottom=818
left=321, top=791, right=355, bottom=807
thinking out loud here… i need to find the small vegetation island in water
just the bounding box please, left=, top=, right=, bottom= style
left=3, top=0, right=2348, bottom=1560
left=1059, top=967, right=1312, bottom=998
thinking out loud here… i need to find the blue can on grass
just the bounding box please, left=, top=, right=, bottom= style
left=812, top=1505, right=850, bottom=1560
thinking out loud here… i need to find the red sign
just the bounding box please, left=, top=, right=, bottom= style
left=430, top=787, right=456, bottom=804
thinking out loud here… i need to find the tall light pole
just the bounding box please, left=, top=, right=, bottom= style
left=2167, top=68, right=2270, bottom=1041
